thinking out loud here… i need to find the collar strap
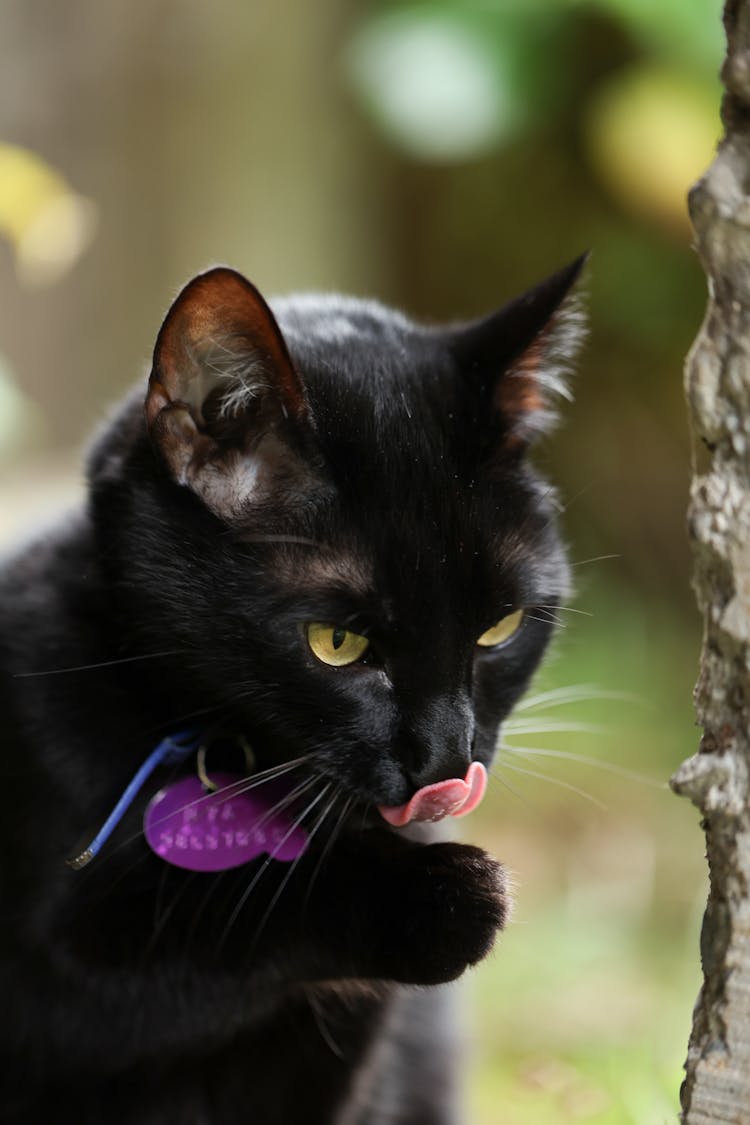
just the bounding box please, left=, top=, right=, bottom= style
left=66, top=730, right=201, bottom=870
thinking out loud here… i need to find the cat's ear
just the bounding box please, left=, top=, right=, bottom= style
left=451, top=254, right=587, bottom=448
left=145, top=267, right=314, bottom=520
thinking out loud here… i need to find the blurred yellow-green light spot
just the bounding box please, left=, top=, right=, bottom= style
left=0, top=142, right=96, bottom=287
left=585, top=66, right=721, bottom=234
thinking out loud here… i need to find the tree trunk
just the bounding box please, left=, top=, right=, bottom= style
left=671, top=2, right=750, bottom=1121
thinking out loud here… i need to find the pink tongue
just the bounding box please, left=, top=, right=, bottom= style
left=378, top=761, right=488, bottom=827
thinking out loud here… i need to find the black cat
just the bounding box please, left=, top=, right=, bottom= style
left=0, top=258, right=583, bottom=1124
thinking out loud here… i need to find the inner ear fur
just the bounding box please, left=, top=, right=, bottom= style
left=452, top=253, right=588, bottom=447
left=145, top=267, right=314, bottom=518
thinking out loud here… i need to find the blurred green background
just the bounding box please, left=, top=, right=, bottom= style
left=0, top=1, right=722, bottom=1120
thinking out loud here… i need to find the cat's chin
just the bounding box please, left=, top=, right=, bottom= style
left=377, top=761, right=487, bottom=828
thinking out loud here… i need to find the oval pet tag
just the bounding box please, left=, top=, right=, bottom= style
left=144, top=772, right=309, bottom=872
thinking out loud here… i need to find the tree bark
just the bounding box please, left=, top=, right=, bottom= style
left=671, top=2, right=750, bottom=1121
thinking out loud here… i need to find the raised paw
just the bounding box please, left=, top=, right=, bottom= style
left=377, top=842, right=510, bottom=986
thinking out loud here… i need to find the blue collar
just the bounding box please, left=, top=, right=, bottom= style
left=67, top=730, right=201, bottom=869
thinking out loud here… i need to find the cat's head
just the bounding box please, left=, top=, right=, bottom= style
left=91, top=261, right=584, bottom=816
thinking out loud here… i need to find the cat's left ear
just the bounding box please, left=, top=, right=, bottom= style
left=145, top=267, right=315, bottom=521
left=450, top=253, right=588, bottom=448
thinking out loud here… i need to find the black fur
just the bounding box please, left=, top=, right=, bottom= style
left=0, top=261, right=582, bottom=1124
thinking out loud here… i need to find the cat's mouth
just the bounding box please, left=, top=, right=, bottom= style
left=377, top=761, right=487, bottom=828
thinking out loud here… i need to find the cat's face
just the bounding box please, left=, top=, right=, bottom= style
left=93, top=264, right=582, bottom=813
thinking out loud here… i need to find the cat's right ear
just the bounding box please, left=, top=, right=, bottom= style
left=145, top=268, right=314, bottom=521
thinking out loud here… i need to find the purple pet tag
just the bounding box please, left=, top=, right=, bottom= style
left=144, top=772, right=308, bottom=872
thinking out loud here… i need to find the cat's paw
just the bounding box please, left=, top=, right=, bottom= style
left=383, top=842, right=510, bottom=986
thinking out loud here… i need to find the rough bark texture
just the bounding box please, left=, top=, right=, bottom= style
left=671, top=2, right=750, bottom=1121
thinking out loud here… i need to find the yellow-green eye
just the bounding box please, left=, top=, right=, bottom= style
left=477, top=608, right=524, bottom=648
left=306, top=622, right=370, bottom=667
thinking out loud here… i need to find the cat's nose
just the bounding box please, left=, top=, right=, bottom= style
left=403, top=694, right=475, bottom=788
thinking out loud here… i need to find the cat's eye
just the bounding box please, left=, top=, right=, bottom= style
left=476, top=608, right=524, bottom=648
left=306, top=622, right=370, bottom=667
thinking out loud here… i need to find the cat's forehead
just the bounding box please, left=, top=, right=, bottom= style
left=268, top=296, right=545, bottom=580
left=256, top=292, right=567, bottom=611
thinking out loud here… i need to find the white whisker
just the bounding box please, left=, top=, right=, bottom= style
left=570, top=554, right=621, bottom=567
left=307, top=987, right=346, bottom=1060
left=304, top=792, right=355, bottom=908
left=514, top=684, right=643, bottom=712
left=218, top=782, right=332, bottom=950
left=557, top=483, right=593, bottom=514
left=503, top=720, right=608, bottom=736
left=147, top=870, right=198, bottom=955
left=13, top=650, right=184, bottom=678
left=145, top=775, right=320, bottom=954
left=250, top=786, right=343, bottom=953
left=525, top=613, right=566, bottom=628
left=536, top=604, right=593, bottom=617
left=499, top=743, right=662, bottom=788
left=488, top=771, right=529, bottom=804
left=139, top=757, right=314, bottom=834
left=494, top=760, right=608, bottom=810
